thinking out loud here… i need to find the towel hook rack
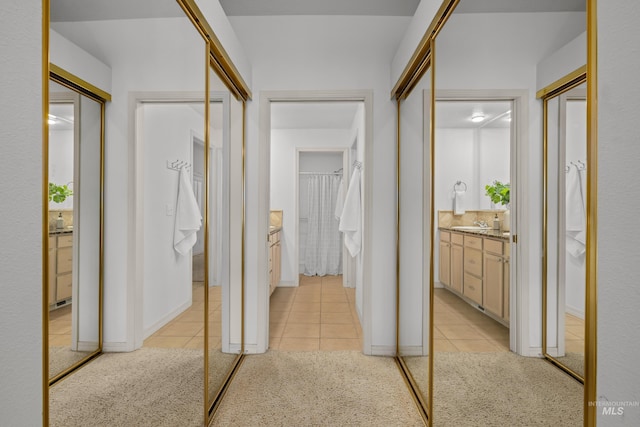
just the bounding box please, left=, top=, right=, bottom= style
left=167, top=159, right=191, bottom=172
left=454, top=180, right=467, bottom=192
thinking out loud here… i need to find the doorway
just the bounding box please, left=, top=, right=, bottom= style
left=259, top=92, right=373, bottom=354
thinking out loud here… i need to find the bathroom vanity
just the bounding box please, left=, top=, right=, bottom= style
left=439, top=227, right=510, bottom=326
left=49, top=229, right=73, bottom=309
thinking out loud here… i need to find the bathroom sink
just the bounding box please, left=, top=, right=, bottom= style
left=451, top=226, right=489, bottom=231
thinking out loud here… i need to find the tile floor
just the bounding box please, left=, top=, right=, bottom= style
left=434, top=288, right=510, bottom=352
left=48, top=283, right=583, bottom=354
left=268, top=274, right=363, bottom=351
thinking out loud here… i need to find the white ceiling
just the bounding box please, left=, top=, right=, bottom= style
left=436, top=100, right=511, bottom=129
left=50, top=0, right=183, bottom=22
left=271, top=102, right=361, bottom=130
left=219, top=0, right=420, bottom=16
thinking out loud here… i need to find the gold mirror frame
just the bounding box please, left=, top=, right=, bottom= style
left=177, top=1, right=251, bottom=423
left=538, top=68, right=587, bottom=384
left=44, top=0, right=251, bottom=425
left=393, top=0, right=598, bottom=425
left=45, top=66, right=108, bottom=388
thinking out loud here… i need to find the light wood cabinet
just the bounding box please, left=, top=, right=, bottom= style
left=450, top=238, right=464, bottom=294
left=439, top=228, right=510, bottom=326
left=438, top=231, right=451, bottom=287
left=269, top=230, right=281, bottom=296
left=49, top=232, right=73, bottom=308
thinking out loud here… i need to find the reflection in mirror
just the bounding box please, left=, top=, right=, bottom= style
left=427, top=0, right=586, bottom=424
left=206, top=67, right=240, bottom=415
left=544, top=82, right=586, bottom=380
left=48, top=78, right=102, bottom=382
left=398, top=64, right=432, bottom=422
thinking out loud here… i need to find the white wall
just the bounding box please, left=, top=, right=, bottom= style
left=141, top=103, right=203, bottom=336
left=537, top=32, right=586, bottom=92
left=598, top=2, right=640, bottom=423
left=50, top=29, right=112, bottom=95
left=231, top=15, right=411, bottom=352
left=391, top=0, right=442, bottom=86
left=435, top=11, right=586, bottom=352
left=271, top=130, right=351, bottom=283
left=0, top=1, right=43, bottom=423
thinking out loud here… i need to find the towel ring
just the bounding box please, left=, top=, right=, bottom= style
left=454, top=181, right=467, bottom=192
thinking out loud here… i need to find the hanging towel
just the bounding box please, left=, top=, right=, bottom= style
left=339, top=169, right=362, bottom=257
left=566, top=164, right=586, bottom=257
left=334, top=178, right=344, bottom=220
left=174, top=166, right=202, bottom=255
left=453, top=190, right=465, bottom=215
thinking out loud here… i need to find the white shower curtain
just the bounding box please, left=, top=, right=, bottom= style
left=304, top=174, right=343, bottom=276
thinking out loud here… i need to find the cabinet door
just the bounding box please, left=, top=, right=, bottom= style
left=503, top=258, right=510, bottom=322
left=275, top=242, right=281, bottom=287
left=439, top=241, right=451, bottom=287
left=451, top=244, right=463, bottom=293
left=483, top=253, right=504, bottom=317
left=57, top=273, right=73, bottom=301
left=49, top=247, right=57, bottom=306
left=464, top=247, right=482, bottom=277
left=463, top=273, right=482, bottom=305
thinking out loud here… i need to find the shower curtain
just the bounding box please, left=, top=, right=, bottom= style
left=303, top=174, right=343, bottom=276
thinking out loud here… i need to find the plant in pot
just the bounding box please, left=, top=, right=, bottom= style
left=485, top=180, right=510, bottom=231
left=49, top=182, right=73, bottom=229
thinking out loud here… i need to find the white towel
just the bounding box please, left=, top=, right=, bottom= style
left=339, top=169, right=361, bottom=257
left=566, top=164, right=586, bottom=257
left=453, top=190, right=465, bottom=215
left=566, top=165, right=585, bottom=231
left=173, top=167, right=202, bottom=255
left=334, top=178, right=344, bottom=220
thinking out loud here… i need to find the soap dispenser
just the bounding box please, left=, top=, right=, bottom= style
left=56, top=212, right=64, bottom=229
left=492, top=214, right=501, bottom=231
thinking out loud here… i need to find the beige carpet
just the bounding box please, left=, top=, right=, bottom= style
left=50, top=348, right=204, bottom=427
left=433, top=352, right=583, bottom=426
left=556, top=352, right=584, bottom=377
left=49, top=346, right=93, bottom=378
left=212, top=350, right=424, bottom=426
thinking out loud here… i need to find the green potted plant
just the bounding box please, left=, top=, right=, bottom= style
left=484, top=180, right=510, bottom=207
left=49, top=182, right=73, bottom=203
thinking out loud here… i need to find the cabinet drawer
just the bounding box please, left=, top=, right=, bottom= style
left=57, top=273, right=72, bottom=301
left=451, top=232, right=464, bottom=245
left=57, top=247, right=73, bottom=274
left=464, top=235, right=482, bottom=250
left=58, top=234, right=73, bottom=248
left=463, top=273, right=482, bottom=305
left=504, top=242, right=510, bottom=258
left=440, top=231, right=450, bottom=242
left=464, top=247, right=482, bottom=277
left=484, top=239, right=503, bottom=255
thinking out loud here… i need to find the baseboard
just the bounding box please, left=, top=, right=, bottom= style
left=370, top=345, right=396, bottom=357
left=398, top=345, right=426, bottom=356
left=527, top=347, right=545, bottom=358
left=143, top=299, right=191, bottom=339
left=276, top=281, right=297, bottom=288
left=102, top=341, right=135, bottom=352
left=565, top=305, right=585, bottom=319
left=77, top=341, right=99, bottom=352
left=434, top=282, right=445, bottom=289
left=242, top=343, right=262, bottom=354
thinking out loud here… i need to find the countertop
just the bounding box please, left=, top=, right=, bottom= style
left=269, top=225, right=282, bottom=235
left=439, top=226, right=510, bottom=241
left=49, top=228, right=73, bottom=235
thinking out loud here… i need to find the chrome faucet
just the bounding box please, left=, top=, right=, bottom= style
left=473, top=220, right=489, bottom=228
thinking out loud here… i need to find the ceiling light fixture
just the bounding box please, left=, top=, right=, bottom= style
left=470, top=113, right=485, bottom=123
